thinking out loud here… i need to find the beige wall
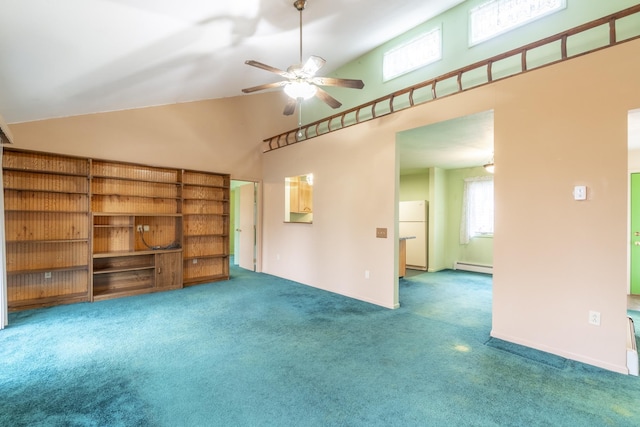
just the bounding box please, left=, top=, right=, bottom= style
left=262, top=39, right=640, bottom=373
left=9, top=92, right=295, bottom=180
left=4, top=34, right=637, bottom=374
left=262, top=122, right=399, bottom=308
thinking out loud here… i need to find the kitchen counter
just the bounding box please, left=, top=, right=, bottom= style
left=399, top=236, right=416, bottom=277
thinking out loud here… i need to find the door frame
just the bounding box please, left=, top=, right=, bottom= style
left=231, top=179, right=262, bottom=273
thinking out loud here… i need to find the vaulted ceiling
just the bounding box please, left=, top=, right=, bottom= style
left=0, top=0, right=464, bottom=124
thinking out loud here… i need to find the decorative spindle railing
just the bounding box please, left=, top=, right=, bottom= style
left=263, top=4, right=640, bottom=153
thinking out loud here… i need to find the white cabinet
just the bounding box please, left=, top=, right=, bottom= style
left=399, top=201, right=428, bottom=270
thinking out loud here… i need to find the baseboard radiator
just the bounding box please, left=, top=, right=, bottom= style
left=453, top=262, right=493, bottom=275
left=627, top=316, right=638, bottom=376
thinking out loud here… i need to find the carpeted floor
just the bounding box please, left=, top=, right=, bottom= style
left=1, top=266, right=639, bottom=426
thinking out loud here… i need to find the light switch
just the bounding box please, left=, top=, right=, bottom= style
left=573, top=185, right=587, bottom=201
left=376, top=228, right=387, bottom=238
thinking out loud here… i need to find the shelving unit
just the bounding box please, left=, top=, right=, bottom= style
left=2, top=149, right=91, bottom=310
left=90, top=160, right=184, bottom=301
left=182, top=170, right=230, bottom=285
left=2, top=148, right=230, bottom=310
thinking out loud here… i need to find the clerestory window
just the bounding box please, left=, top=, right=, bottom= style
left=383, top=27, right=442, bottom=82
left=469, top=0, right=566, bottom=46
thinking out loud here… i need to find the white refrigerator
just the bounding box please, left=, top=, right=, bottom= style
left=399, top=200, right=428, bottom=270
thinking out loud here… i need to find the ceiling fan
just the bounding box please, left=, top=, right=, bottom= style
left=241, top=0, right=365, bottom=116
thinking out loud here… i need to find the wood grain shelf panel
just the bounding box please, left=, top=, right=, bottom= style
left=3, top=148, right=230, bottom=310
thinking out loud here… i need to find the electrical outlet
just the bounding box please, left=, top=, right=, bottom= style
left=44, top=272, right=52, bottom=279
left=136, top=225, right=143, bottom=232
left=143, top=225, right=150, bottom=231
left=589, top=310, right=601, bottom=326
left=192, top=259, right=198, bottom=264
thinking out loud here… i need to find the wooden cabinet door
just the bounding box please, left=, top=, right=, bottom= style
left=156, top=252, right=183, bottom=289
left=298, top=179, right=313, bottom=213
left=289, top=176, right=312, bottom=213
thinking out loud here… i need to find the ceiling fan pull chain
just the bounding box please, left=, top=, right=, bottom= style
left=297, top=103, right=303, bottom=139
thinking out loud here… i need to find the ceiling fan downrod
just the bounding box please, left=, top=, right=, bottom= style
left=294, top=0, right=307, bottom=64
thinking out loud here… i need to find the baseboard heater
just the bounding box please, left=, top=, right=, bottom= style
left=627, top=316, right=638, bottom=376
left=453, top=262, right=493, bottom=275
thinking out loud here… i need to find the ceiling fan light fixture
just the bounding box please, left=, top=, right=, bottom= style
left=483, top=154, right=495, bottom=173
left=284, top=81, right=317, bottom=100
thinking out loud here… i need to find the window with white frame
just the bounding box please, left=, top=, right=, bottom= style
left=460, top=176, right=494, bottom=244
left=469, top=0, right=566, bottom=46
left=383, top=27, right=442, bottom=81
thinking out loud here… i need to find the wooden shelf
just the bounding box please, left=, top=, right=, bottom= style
left=93, top=265, right=155, bottom=275
left=183, top=183, right=228, bottom=189
left=183, top=274, right=229, bottom=286
left=4, top=188, right=89, bottom=195
left=91, top=174, right=181, bottom=185
left=3, top=167, right=88, bottom=177
left=3, top=148, right=229, bottom=310
left=184, top=254, right=228, bottom=260
left=6, top=239, right=89, bottom=244
left=93, top=248, right=183, bottom=258
left=93, top=212, right=183, bottom=217
left=4, top=209, right=89, bottom=214
left=184, top=233, right=228, bottom=238
left=92, top=193, right=182, bottom=200
left=7, top=265, right=88, bottom=276
left=93, top=284, right=154, bottom=301
left=182, top=212, right=229, bottom=216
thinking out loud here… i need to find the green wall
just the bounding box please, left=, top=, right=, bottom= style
left=444, top=166, right=494, bottom=268
left=399, top=165, right=494, bottom=271
left=399, top=172, right=430, bottom=201
left=302, top=0, right=639, bottom=124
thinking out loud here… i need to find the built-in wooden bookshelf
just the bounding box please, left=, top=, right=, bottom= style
left=182, top=170, right=230, bottom=285
left=2, top=148, right=230, bottom=310
left=2, top=149, right=91, bottom=310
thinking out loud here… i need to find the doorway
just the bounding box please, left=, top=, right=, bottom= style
left=231, top=180, right=258, bottom=272
left=397, top=110, right=494, bottom=284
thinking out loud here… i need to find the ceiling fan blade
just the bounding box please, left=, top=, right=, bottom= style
left=310, top=76, right=365, bottom=89
left=301, top=55, right=326, bottom=76
left=241, top=81, right=287, bottom=94
left=315, top=87, right=342, bottom=109
left=245, top=60, right=291, bottom=77
left=283, top=98, right=298, bottom=116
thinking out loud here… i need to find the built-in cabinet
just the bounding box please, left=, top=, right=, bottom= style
left=2, top=148, right=229, bottom=310
left=289, top=176, right=312, bottom=213
left=3, top=150, right=91, bottom=309
left=182, top=170, right=230, bottom=285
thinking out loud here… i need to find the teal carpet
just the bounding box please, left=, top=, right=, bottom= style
left=1, top=267, right=640, bottom=426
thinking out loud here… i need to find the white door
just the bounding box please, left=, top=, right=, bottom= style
left=238, top=183, right=256, bottom=271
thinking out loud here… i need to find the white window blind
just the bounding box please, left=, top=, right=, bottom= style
left=469, top=0, right=566, bottom=45
left=383, top=27, right=442, bottom=81
left=460, top=176, right=494, bottom=244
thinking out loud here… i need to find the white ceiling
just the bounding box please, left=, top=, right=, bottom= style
left=0, top=0, right=464, bottom=124
left=399, top=109, right=640, bottom=173
left=399, top=110, right=494, bottom=173
left=2, top=1, right=636, bottom=173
